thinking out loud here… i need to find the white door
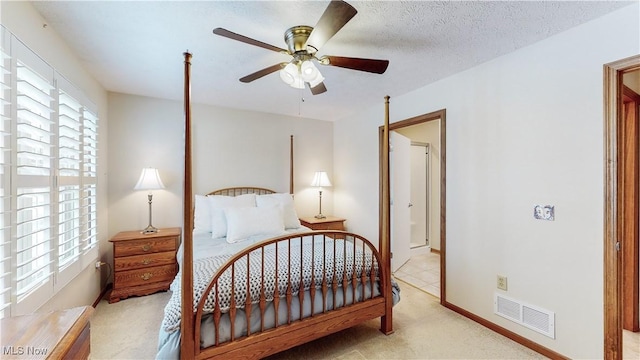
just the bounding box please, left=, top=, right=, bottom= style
left=410, top=144, right=428, bottom=248
left=391, top=131, right=411, bottom=272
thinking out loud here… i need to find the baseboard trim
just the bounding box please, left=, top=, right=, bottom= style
left=444, top=301, right=569, bottom=360
left=92, top=283, right=112, bottom=308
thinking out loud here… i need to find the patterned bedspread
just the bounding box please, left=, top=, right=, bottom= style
left=161, top=234, right=377, bottom=333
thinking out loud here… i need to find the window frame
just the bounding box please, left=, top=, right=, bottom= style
left=0, top=25, right=99, bottom=318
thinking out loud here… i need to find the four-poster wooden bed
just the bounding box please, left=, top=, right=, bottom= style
left=158, top=52, right=395, bottom=359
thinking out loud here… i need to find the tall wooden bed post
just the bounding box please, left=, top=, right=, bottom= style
left=290, top=134, right=294, bottom=194
left=380, top=95, right=393, bottom=334
left=181, top=51, right=196, bottom=359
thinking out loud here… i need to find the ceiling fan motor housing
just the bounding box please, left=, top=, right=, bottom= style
left=284, top=26, right=315, bottom=55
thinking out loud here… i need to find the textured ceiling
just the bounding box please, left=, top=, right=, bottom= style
left=30, top=1, right=633, bottom=121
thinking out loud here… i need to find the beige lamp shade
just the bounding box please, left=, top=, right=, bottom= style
left=134, top=168, right=165, bottom=191
left=311, top=171, right=331, bottom=219
left=310, top=171, right=332, bottom=187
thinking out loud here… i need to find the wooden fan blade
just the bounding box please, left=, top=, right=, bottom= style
left=308, top=82, right=327, bottom=95
left=322, top=56, right=389, bottom=74
left=239, top=63, right=286, bottom=83
left=305, top=1, right=357, bottom=53
left=213, top=28, right=288, bottom=54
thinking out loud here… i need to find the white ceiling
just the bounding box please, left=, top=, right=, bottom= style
left=30, top=1, right=632, bottom=121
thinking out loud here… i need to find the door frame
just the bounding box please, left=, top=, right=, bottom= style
left=379, top=109, right=446, bottom=303
left=621, top=84, right=640, bottom=332
left=603, top=54, right=640, bottom=359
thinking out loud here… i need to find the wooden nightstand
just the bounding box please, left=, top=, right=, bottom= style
left=299, top=216, right=346, bottom=231
left=108, top=227, right=181, bottom=303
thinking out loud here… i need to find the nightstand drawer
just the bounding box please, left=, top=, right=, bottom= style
left=114, top=251, right=176, bottom=271
left=114, top=236, right=177, bottom=257
left=309, top=221, right=344, bottom=231
left=114, top=263, right=177, bottom=288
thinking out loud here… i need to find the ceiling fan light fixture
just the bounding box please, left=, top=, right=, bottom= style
left=300, top=60, right=319, bottom=81
left=279, top=63, right=298, bottom=85
left=280, top=61, right=318, bottom=90
left=301, top=60, right=325, bottom=87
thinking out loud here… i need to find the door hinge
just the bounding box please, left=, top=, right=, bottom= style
left=615, top=241, right=620, bottom=251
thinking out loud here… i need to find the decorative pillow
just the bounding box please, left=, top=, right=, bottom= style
left=256, top=193, right=301, bottom=229
left=193, top=194, right=211, bottom=234
left=225, top=206, right=285, bottom=243
left=208, top=194, right=256, bottom=238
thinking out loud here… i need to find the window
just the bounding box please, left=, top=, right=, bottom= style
left=0, top=25, right=99, bottom=317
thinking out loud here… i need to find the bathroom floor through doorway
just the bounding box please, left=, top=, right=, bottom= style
left=394, top=251, right=440, bottom=298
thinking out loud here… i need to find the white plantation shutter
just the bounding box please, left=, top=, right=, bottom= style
left=58, top=90, right=82, bottom=270
left=0, top=32, right=11, bottom=318
left=55, top=78, right=99, bottom=287
left=15, top=53, right=55, bottom=310
left=81, top=109, right=98, bottom=255
left=0, top=25, right=100, bottom=317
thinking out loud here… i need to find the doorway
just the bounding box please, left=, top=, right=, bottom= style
left=381, top=109, right=446, bottom=303
left=603, top=54, right=640, bottom=359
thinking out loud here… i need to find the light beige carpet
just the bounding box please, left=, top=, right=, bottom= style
left=91, top=280, right=546, bottom=359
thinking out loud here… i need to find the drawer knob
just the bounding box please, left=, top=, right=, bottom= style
left=142, top=244, right=152, bottom=252
left=141, top=258, right=151, bottom=265
left=141, top=273, right=153, bottom=281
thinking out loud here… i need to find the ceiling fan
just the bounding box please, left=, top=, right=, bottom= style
left=213, top=0, right=389, bottom=95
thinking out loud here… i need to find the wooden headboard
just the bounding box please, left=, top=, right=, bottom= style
left=208, top=187, right=275, bottom=196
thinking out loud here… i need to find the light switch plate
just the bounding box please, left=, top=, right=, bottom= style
left=534, top=205, right=555, bottom=221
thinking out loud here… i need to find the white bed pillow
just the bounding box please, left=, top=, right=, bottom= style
left=256, top=193, right=301, bottom=229
left=208, top=194, right=256, bottom=238
left=225, top=206, right=285, bottom=243
left=193, top=194, right=212, bottom=234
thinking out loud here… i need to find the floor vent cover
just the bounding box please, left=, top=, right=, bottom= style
left=494, top=293, right=555, bottom=339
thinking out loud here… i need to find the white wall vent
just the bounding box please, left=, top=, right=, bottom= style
left=494, top=293, right=555, bottom=339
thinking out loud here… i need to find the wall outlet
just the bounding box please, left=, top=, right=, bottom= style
left=95, top=261, right=103, bottom=269
left=497, top=275, right=508, bottom=291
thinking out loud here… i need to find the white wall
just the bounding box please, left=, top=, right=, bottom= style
left=107, top=93, right=334, bottom=241
left=1, top=1, right=109, bottom=311
left=335, top=4, right=639, bottom=358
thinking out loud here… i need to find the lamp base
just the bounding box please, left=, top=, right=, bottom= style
left=141, top=225, right=158, bottom=234
left=314, top=214, right=326, bottom=219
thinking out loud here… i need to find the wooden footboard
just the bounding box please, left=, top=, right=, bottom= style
left=190, top=231, right=389, bottom=359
